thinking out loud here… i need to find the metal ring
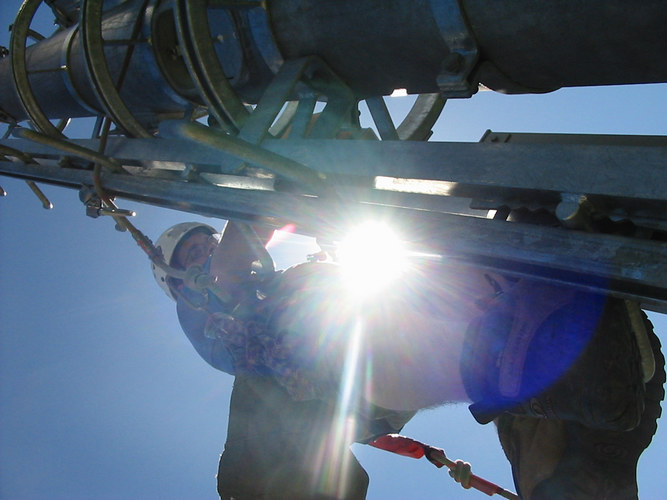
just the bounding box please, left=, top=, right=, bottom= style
left=80, top=0, right=153, bottom=138
left=247, top=5, right=283, bottom=74
left=174, top=0, right=249, bottom=132
left=366, top=93, right=446, bottom=141
left=10, top=0, right=67, bottom=137
left=396, top=93, right=446, bottom=141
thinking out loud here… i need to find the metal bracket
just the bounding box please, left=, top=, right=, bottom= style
left=428, top=0, right=479, bottom=98
left=79, top=186, right=135, bottom=218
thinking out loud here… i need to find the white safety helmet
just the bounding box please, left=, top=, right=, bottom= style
left=152, top=222, right=217, bottom=300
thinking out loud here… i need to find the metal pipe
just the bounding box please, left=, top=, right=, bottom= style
left=1, top=0, right=194, bottom=124
left=13, top=127, right=124, bottom=172
left=26, top=179, right=53, bottom=208
left=1, top=0, right=666, bottom=126
left=460, top=0, right=667, bottom=93
left=268, top=0, right=667, bottom=95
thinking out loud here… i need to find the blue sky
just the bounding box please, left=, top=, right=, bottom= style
left=1, top=2, right=666, bottom=499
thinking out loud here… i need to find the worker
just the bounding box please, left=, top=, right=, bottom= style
left=152, top=220, right=664, bottom=499
left=152, top=220, right=415, bottom=499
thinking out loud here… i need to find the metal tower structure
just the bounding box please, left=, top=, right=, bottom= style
left=1, top=0, right=666, bottom=311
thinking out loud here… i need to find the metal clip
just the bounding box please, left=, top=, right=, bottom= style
left=79, top=186, right=135, bottom=218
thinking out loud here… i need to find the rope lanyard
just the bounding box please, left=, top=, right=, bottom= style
left=369, top=434, right=519, bottom=499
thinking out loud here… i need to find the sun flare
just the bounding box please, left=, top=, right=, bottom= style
left=337, top=222, right=408, bottom=297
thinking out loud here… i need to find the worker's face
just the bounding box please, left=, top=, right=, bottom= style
left=174, top=231, right=217, bottom=269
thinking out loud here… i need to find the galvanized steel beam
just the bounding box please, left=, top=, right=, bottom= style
left=1, top=137, right=665, bottom=311
left=3, top=135, right=664, bottom=204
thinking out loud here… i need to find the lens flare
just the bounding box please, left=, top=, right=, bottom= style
left=337, top=222, right=408, bottom=297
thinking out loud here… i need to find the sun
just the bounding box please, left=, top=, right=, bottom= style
left=336, top=222, right=409, bottom=297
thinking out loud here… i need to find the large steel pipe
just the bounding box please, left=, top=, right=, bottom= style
left=269, top=0, right=667, bottom=95
left=461, top=0, right=667, bottom=93
left=1, top=0, right=665, bottom=125
left=0, top=0, right=199, bottom=126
